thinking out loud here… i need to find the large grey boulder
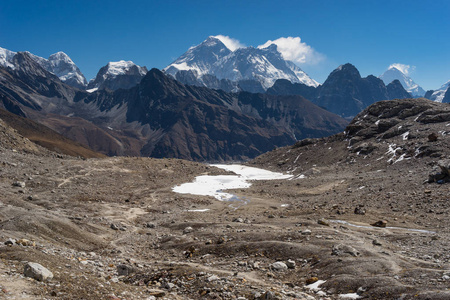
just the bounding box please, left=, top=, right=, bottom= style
left=24, top=262, right=53, bottom=281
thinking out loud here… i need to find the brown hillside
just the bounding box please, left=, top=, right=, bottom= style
left=0, top=108, right=105, bottom=158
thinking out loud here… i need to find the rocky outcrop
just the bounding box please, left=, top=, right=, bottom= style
left=428, top=159, right=450, bottom=183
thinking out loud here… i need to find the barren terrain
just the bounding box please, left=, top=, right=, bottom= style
left=0, top=98, right=449, bottom=299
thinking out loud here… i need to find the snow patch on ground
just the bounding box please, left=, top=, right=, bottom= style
left=339, top=293, right=362, bottom=299
left=305, top=280, right=326, bottom=291
left=86, top=88, right=98, bottom=93
left=172, top=164, right=293, bottom=204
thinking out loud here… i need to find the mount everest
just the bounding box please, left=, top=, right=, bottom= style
left=164, top=36, right=319, bottom=93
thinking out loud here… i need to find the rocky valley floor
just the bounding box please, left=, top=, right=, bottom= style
left=0, top=99, right=450, bottom=299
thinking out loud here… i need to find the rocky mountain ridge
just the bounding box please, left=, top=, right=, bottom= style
left=268, top=63, right=412, bottom=118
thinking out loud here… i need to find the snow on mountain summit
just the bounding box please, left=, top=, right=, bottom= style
left=164, top=36, right=319, bottom=92
left=427, top=80, right=450, bottom=103
left=379, top=64, right=425, bottom=97
left=105, top=60, right=148, bottom=77
left=87, top=60, right=148, bottom=91
left=0, top=47, right=87, bottom=89
left=0, top=47, right=17, bottom=69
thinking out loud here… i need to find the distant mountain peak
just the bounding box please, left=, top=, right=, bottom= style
left=0, top=46, right=87, bottom=89
left=87, top=60, right=148, bottom=91
left=380, top=64, right=425, bottom=97
left=164, top=35, right=319, bottom=92
left=426, top=80, right=450, bottom=103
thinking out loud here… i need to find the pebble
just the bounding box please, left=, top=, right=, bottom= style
left=317, top=219, right=330, bottom=226
left=183, top=226, right=193, bottom=234
left=372, top=239, right=382, bottom=246
left=286, top=259, right=296, bottom=269
left=301, top=229, right=312, bottom=235
left=371, top=220, right=387, bottom=228
left=207, top=275, right=220, bottom=282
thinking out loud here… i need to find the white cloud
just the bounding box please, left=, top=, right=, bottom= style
left=388, top=63, right=415, bottom=76
left=213, top=35, right=245, bottom=51
left=258, top=36, right=324, bottom=65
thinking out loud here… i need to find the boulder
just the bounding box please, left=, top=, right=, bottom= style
left=270, top=261, right=288, bottom=271
left=117, top=264, right=135, bottom=276
left=24, top=262, right=53, bottom=281
left=331, top=244, right=360, bottom=257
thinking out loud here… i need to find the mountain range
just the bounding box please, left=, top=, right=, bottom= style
left=267, top=63, right=412, bottom=118
left=0, top=51, right=347, bottom=161
left=1, top=41, right=449, bottom=161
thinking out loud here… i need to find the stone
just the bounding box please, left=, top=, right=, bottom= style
left=270, top=261, right=288, bottom=271
left=233, top=217, right=244, bottom=223
left=4, top=238, right=16, bottom=246
left=372, top=239, right=382, bottom=246
left=286, top=259, right=296, bottom=269
left=428, top=133, right=438, bottom=142
left=332, top=244, right=359, bottom=257
left=183, top=226, right=193, bottom=234
left=354, top=206, right=366, bottom=215
left=146, top=223, right=156, bottom=228
left=438, top=159, right=450, bottom=175
left=317, top=219, right=330, bottom=226
left=259, top=291, right=282, bottom=300
left=301, top=229, right=312, bottom=235
left=217, top=236, right=227, bottom=244
left=12, top=181, right=25, bottom=188
left=24, top=262, right=53, bottom=281
left=110, top=223, right=119, bottom=230
left=164, top=282, right=175, bottom=290
left=16, top=239, right=35, bottom=246
left=371, top=220, right=387, bottom=228
left=147, top=289, right=166, bottom=297
left=305, top=277, right=319, bottom=285
left=207, top=275, right=220, bottom=282
left=117, top=264, right=135, bottom=276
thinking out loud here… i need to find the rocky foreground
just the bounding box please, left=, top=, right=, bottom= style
left=0, top=98, right=449, bottom=299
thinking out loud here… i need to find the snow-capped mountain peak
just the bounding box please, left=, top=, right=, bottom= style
left=0, top=47, right=17, bottom=69
left=105, top=60, right=147, bottom=77
left=0, top=46, right=87, bottom=89
left=428, top=80, right=450, bottom=103
left=87, top=60, right=148, bottom=91
left=164, top=35, right=319, bottom=92
left=379, top=64, right=425, bottom=97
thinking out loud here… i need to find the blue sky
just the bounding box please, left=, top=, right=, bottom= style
left=1, top=0, right=449, bottom=90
